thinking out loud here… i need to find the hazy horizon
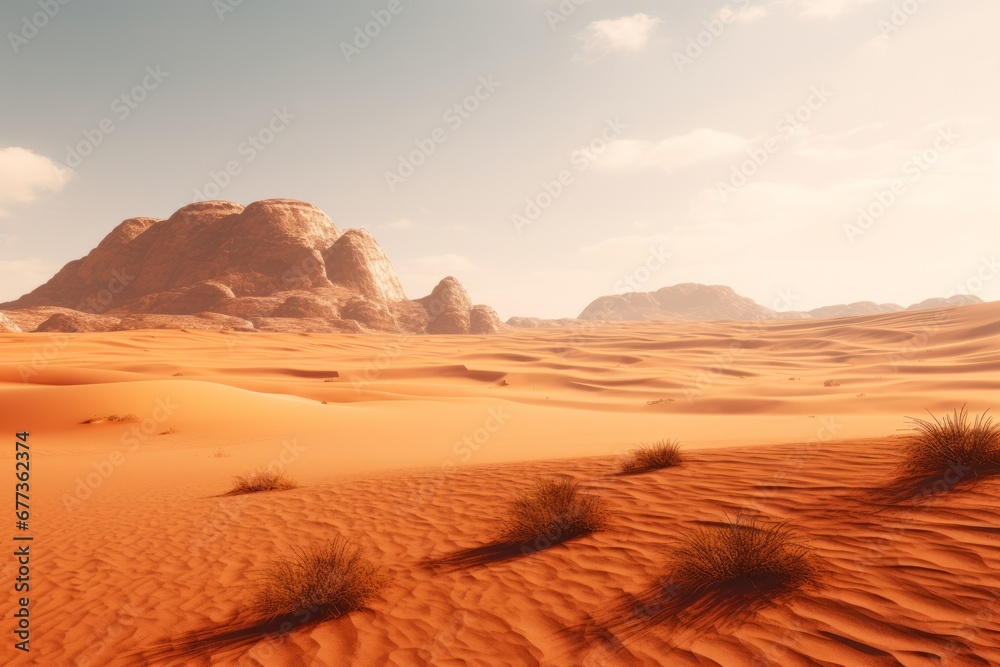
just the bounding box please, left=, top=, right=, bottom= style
left=3, top=0, right=999, bottom=320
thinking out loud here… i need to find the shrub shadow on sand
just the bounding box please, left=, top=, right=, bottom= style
left=423, top=477, right=608, bottom=570
left=134, top=607, right=364, bottom=663
left=869, top=407, right=1000, bottom=504
left=559, top=514, right=817, bottom=656
left=136, top=537, right=388, bottom=663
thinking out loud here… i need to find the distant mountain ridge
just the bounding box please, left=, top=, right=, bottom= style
left=570, top=283, right=983, bottom=323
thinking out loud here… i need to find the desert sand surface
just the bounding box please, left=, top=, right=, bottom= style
left=2, top=300, right=1000, bottom=665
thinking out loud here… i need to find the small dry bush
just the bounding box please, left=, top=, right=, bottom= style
left=668, top=515, right=813, bottom=595
left=823, top=380, right=840, bottom=387
left=83, top=414, right=140, bottom=424
left=621, top=440, right=682, bottom=473
left=228, top=468, right=297, bottom=495
left=901, top=407, right=1000, bottom=478
left=497, top=478, right=608, bottom=546
left=107, top=414, right=139, bottom=423
left=251, top=537, right=390, bottom=620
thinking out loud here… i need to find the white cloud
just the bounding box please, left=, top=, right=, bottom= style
left=576, top=13, right=662, bottom=59
left=385, top=218, right=413, bottom=230
left=773, top=0, right=879, bottom=21
left=0, top=147, right=74, bottom=216
left=717, top=3, right=770, bottom=23
left=596, top=128, right=751, bottom=173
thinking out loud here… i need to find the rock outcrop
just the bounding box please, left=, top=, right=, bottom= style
left=323, top=229, right=406, bottom=303
left=469, top=305, right=505, bottom=335
left=908, top=295, right=983, bottom=311
left=0, top=199, right=503, bottom=335
left=0, top=313, right=22, bottom=333
left=579, top=284, right=781, bottom=322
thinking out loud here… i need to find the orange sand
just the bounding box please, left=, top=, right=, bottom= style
left=1, top=301, right=999, bottom=665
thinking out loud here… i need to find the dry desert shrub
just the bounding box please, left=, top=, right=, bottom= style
left=620, top=440, right=682, bottom=474
left=497, top=478, right=608, bottom=546
left=667, top=514, right=813, bottom=595
left=108, top=414, right=140, bottom=422
left=228, top=468, right=297, bottom=495
left=901, top=407, right=1000, bottom=478
left=83, top=413, right=140, bottom=424
left=251, top=537, right=390, bottom=620
left=823, top=380, right=840, bottom=387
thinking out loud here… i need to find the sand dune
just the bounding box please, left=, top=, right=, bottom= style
left=2, top=301, right=999, bottom=664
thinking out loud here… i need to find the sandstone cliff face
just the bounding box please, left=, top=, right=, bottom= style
left=323, top=229, right=406, bottom=303
left=469, top=305, right=505, bottom=335
left=0, top=200, right=502, bottom=335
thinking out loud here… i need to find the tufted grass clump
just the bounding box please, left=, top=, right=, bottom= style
left=251, top=537, right=390, bottom=620
left=667, top=514, right=813, bottom=595
left=228, top=468, right=297, bottom=495
left=496, top=478, right=608, bottom=546
left=620, top=440, right=682, bottom=474
left=901, top=407, right=1000, bottom=479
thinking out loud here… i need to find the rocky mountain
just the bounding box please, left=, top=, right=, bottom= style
left=577, top=283, right=786, bottom=322
left=0, top=199, right=503, bottom=335
left=907, top=295, right=983, bottom=311
left=511, top=284, right=985, bottom=325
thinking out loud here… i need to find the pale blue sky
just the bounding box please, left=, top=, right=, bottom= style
left=2, top=0, right=999, bottom=318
